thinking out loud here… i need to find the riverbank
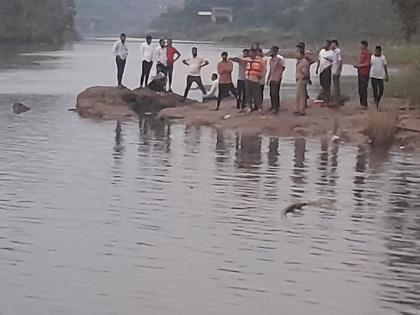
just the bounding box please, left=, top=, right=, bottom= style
left=75, top=86, right=420, bottom=150
left=158, top=97, right=420, bottom=150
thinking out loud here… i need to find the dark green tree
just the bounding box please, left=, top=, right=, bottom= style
left=392, top=0, right=420, bottom=42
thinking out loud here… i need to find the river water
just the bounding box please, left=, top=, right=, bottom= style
left=1, top=40, right=420, bottom=315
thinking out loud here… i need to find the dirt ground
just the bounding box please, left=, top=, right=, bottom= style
left=159, top=97, right=420, bottom=150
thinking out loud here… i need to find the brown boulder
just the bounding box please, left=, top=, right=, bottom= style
left=75, top=86, right=196, bottom=120
left=76, top=86, right=137, bottom=120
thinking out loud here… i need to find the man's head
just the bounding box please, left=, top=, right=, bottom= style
left=296, top=41, right=306, bottom=51
left=221, top=52, right=228, bottom=61
left=331, top=39, right=339, bottom=50
left=375, top=45, right=382, bottom=56
left=146, top=36, right=152, bottom=44
left=249, top=49, right=257, bottom=59
left=159, top=39, right=165, bottom=48
left=192, top=47, right=198, bottom=57
left=270, top=46, right=279, bottom=57
left=360, top=40, right=368, bottom=50
left=296, top=47, right=305, bottom=60
left=212, top=73, right=218, bottom=81
left=325, top=40, right=332, bottom=50
left=242, top=49, right=249, bottom=58
left=167, top=38, right=173, bottom=47
left=251, top=42, right=260, bottom=51
left=120, top=33, right=126, bottom=43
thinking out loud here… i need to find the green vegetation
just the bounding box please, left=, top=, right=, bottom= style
left=0, top=0, right=78, bottom=44
left=73, top=0, right=183, bottom=35
left=392, top=0, right=420, bottom=43
left=153, top=0, right=408, bottom=43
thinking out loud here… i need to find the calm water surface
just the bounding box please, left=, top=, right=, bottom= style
left=1, top=40, right=420, bottom=315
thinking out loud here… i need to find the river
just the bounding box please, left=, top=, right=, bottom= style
left=1, top=40, right=420, bottom=315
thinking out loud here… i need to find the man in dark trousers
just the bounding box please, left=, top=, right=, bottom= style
left=354, top=40, right=371, bottom=109
left=182, top=47, right=209, bottom=100
left=140, top=35, right=154, bottom=87
left=112, top=33, right=128, bottom=88
left=267, top=46, right=286, bottom=113
left=216, top=52, right=239, bottom=111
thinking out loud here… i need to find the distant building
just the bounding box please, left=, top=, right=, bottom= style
left=198, top=7, right=233, bottom=23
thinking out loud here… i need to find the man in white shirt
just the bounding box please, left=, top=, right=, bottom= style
left=316, top=40, right=334, bottom=106
left=140, top=35, right=154, bottom=87
left=182, top=47, right=209, bottom=99
left=155, top=39, right=167, bottom=77
left=370, top=45, right=389, bottom=109
left=331, top=39, right=343, bottom=104
left=203, top=73, right=219, bottom=101
left=112, top=33, right=128, bottom=88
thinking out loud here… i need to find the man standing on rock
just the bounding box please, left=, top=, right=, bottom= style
left=243, top=48, right=266, bottom=113
left=155, top=39, right=168, bottom=77
left=354, top=40, right=371, bottom=109
left=166, top=39, right=181, bottom=92
left=216, top=52, right=238, bottom=111
left=231, top=49, right=249, bottom=110
left=295, top=47, right=311, bottom=116
left=182, top=47, right=209, bottom=100
left=140, top=35, right=154, bottom=87
left=112, top=33, right=128, bottom=88
left=331, top=39, right=343, bottom=105
left=267, top=46, right=286, bottom=113
left=316, top=40, right=334, bottom=106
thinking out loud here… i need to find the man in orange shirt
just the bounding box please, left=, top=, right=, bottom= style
left=244, top=49, right=266, bottom=112
left=216, top=52, right=238, bottom=111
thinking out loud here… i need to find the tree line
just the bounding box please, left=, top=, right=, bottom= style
left=153, top=0, right=420, bottom=43
left=0, top=0, right=77, bottom=44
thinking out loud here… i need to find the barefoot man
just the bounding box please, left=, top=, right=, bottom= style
left=216, top=52, right=238, bottom=111
left=295, top=47, right=311, bottom=116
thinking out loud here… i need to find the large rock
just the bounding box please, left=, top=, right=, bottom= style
left=13, top=102, right=31, bottom=114
left=76, top=86, right=137, bottom=120
left=76, top=86, right=195, bottom=120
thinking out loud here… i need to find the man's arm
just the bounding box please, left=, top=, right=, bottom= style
left=112, top=42, right=118, bottom=56
left=140, top=44, right=144, bottom=59
left=200, top=60, right=209, bottom=68
left=174, top=50, right=181, bottom=63
left=182, top=58, right=189, bottom=66
left=229, top=57, right=242, bottom=63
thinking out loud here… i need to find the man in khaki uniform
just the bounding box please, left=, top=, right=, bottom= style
left=295, top=48, right=311, bottom=115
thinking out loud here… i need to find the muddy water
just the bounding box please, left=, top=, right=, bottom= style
left=1, top=41, right=420, bottom=315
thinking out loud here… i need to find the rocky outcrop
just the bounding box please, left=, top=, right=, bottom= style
left=75, top=86, right=195, bottom=120
left=13, top=102, right=31, bottom=114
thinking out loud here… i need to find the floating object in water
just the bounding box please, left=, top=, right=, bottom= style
left=283, top=198, right=335, bottom=217
left=331, top=135, right=340, bottom=143
left=223, top=114, right=231, bottom=120
left=283, top=202, right=309, bottom=216
left=12, top=102, right=31, bottom=114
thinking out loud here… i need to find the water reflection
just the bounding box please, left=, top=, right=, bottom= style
left=291, top=137, right=307, bottom=198
left=2, top=99, right=420, bottom=314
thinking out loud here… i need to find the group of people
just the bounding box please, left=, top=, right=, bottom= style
left=315, top=39, right=389, bottom=110
left=112, top=34, right=389, bottom=115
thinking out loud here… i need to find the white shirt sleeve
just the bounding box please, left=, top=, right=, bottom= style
left=112, top=42, right=118, bottom=56
left=140, top=43, right=144, bottom=59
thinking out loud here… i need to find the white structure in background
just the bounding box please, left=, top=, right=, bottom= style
left=198, top=7, right=233, bottom=23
